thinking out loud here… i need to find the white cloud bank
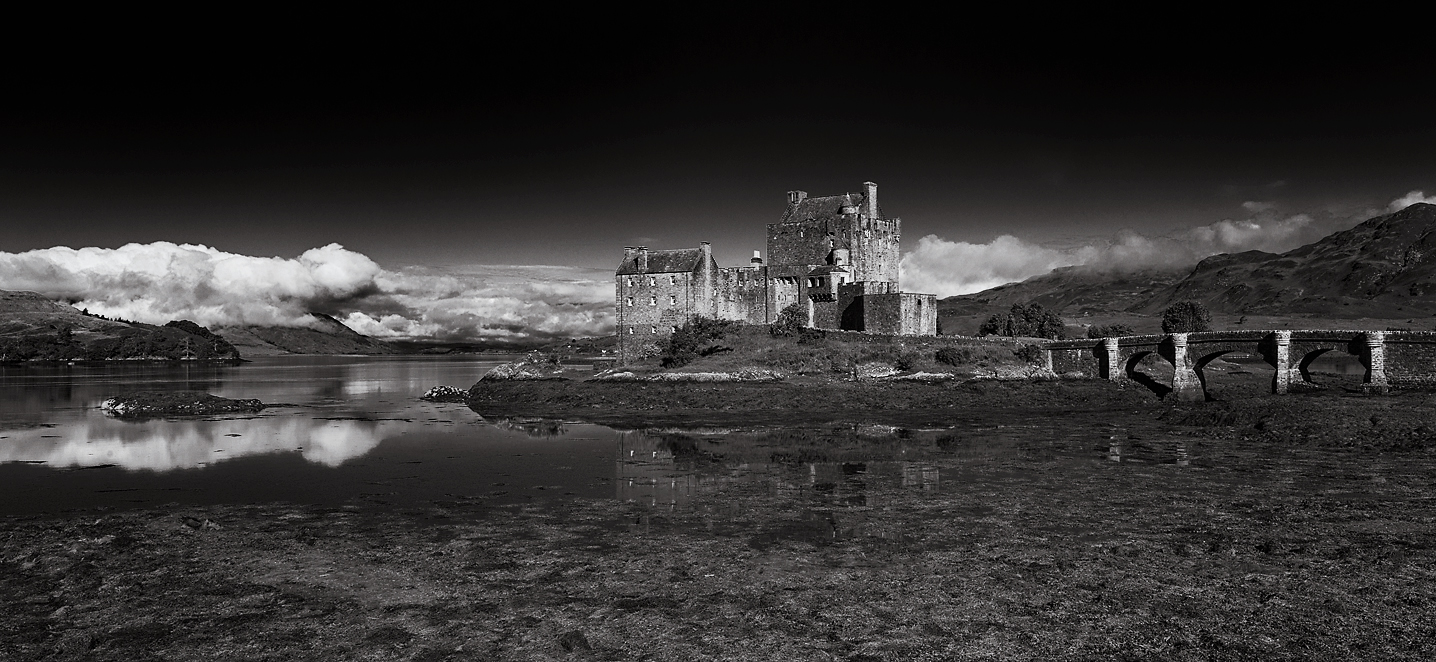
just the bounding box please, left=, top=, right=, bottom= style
left=901, top=191, right=1430, bottom=298
left=0, top=242, right=614, bottom=342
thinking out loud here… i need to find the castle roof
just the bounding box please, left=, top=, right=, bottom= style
left=615, top=248, right=708, bottom=275
left=807, top=265, right=850, bottom=276
left=780, top=193, right=871, bottom=223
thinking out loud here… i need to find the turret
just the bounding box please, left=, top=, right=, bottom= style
left=863, top=181, right=878, bottom=219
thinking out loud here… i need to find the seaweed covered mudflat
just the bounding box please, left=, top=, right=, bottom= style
left=4, top=386, right=1436, bottom=660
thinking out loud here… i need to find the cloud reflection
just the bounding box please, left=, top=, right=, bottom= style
left=0, top=417, right=393, bottom=471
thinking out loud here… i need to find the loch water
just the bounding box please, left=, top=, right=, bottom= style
left=0, top=355, right=1349, bottom=518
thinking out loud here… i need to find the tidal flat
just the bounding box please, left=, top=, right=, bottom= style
left=5, top=388, right=1436, bottom=660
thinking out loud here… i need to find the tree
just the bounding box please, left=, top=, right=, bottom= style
left=1161, top=300, right=1212, bottom=333
left=978, top=303, right=1065, bottom=339
left=1086, top=323, right=1134, bottom=339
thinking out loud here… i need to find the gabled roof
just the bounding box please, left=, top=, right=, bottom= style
left=807, top=265, right=850, bottom=276
left=780, top=193, right=868, bottom=223
left=615, top=248, right=708, bottom=275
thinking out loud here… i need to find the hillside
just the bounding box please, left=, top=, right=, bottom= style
left=0, top=290, right=241, bottom=361
left=940, top=203, right=1436, bottom=333
left=215, top=313, right=397, bottom=356
left=1137, top=203, right=1436, bottom=316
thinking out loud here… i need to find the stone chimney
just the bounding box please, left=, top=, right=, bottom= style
left=787, top=190, right=807, bottom=205
left=700, top=241, right=711, bottom=261
left=623, top=246, right=636, bottom=260
left=637, top=246, right=648, bottom=272
left=750, top=250, right=763, bottom=265
left=863, top=181, right=878, bottom=218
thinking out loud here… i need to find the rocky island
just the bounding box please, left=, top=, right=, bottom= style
left=99, top=391, right=267, bottom=417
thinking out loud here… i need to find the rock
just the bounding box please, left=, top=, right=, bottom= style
left=100, top=391, right=265, bottom=417
left=480, top=354, right=569, bottom=381
left=558, top=630, right=590, bottom=652
left=420, top=385, right=469, bottom=402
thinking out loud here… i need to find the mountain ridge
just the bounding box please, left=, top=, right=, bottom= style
left=939, top=203, right=1436, bottom=332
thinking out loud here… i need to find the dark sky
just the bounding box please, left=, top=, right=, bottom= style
left=5, top=12, right=1435, bottom=269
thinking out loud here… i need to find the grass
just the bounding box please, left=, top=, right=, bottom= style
left=628, top=325, right=1042, bottom=379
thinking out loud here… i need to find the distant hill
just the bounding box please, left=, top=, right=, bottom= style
left=0, top=290, right=241, bottom=361
left=215, top=313, right=397, bottom=355
left=939, top=203, right=1436, bottom=333
left=1135, top=203, right=1436, bottom=316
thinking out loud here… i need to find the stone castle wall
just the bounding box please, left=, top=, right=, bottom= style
left=861, top=292, right=936, bottom=336
left=714, top=266, right=770, bottom=324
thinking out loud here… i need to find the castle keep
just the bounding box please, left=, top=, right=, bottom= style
left=615, top=182, right=937, bottom=360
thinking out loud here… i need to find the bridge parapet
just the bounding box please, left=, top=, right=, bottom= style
left=1043, top=328, right=1436, bottom=399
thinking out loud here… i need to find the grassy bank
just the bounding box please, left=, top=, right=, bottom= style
left=618, top=325, right=1044, bottom=381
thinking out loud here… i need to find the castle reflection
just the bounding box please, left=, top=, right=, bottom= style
left=614, top=430, right=943, bottom=510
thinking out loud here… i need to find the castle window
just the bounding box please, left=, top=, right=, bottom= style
left=626, top=297, right=633, bottom=307
left=627, top=326, right=634, bottom=335
left=651, top=326, right=657, bottom=334
left=671, top=326, right=678, bottom=333
left=648, top=276, right=656, bottom=286
left=650, top=296, right=657, bottom=306
left=670, top=275, right=676, bottom=285
left=669, top=295, right=676, bottom=305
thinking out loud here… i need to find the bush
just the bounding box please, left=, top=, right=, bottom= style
left=934, top=346, right=973, bottom=366
left=1161, top=301, right=1212, bottom=333
left=978, top=303, right=1065, bottom=339
left=1086, top=323, right=1134, bottom=339
left=894, top=350, right=920, bottom=372
left=661, top=316, right=740, bottom=368
left=770, top=303, right=807, bottom=338
left=1014, top=343, right=1046, bottom=366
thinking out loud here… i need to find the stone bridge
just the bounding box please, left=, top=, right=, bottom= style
left=1046, top=330, right=1436, bottom=401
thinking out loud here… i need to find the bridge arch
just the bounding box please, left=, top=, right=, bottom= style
left=1122, top=350, right=1172, bottom=398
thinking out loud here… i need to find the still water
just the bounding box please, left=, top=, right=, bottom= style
left=0, top=356, right=1191, bottom=518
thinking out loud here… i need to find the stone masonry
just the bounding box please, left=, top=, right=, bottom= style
left=615, top=182, right=937, bottom=362
left=1045, top=329, right=1436, bottom=400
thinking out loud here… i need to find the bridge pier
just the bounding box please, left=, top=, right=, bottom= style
left=1101, top=337, right=1123, bottom=381
left=1363, top=331, right=1389, bottom=394
left=1165, top=333, right=1205, bottom=402
left=1272, top=331, right=1291, bottom=394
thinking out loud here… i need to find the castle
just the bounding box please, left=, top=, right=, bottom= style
left=615, top=182, right=936, bottom=361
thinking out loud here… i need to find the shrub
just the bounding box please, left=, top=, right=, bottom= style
left=978, top=302, right=1065, bottom=339
left=934, top=346, right=973, bottom=366
left=796, top=327, right=826, bottom=344
left=661, top=316, right=740, bottom=368
left=1086, top=323, right=1134, bottom=339
left=770, top=303, right=807, bottom=338
left=1161, top=301, right=1212, bottom=333
left=894, top=350, right=920, bottom=372
left=1014, top=343, right=1046, bottom=366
